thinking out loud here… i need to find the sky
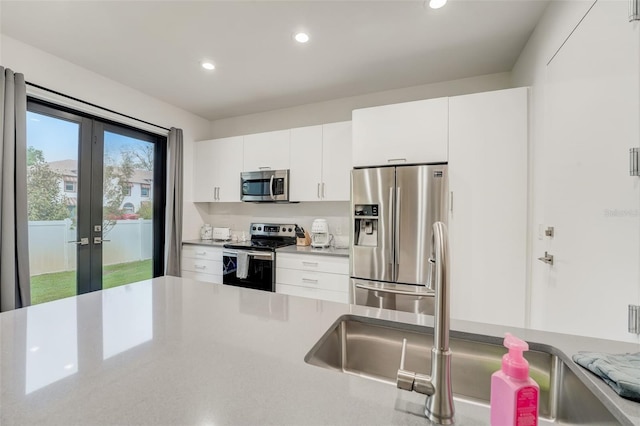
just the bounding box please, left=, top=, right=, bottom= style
left=27, top=111, right=152, bottom=164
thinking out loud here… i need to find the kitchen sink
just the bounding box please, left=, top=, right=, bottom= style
left=304, top=315, right=621, bottom=425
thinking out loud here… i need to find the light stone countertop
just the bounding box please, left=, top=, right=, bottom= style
left=1, top=277, right=638, bottom=425
left=276, top=244, right=350, bottom=257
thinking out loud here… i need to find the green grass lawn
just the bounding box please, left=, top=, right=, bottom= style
left=30, top=259, right=153, bottom=305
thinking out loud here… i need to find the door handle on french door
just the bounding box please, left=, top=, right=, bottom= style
left=395, top=186, right=401, bottom=268
left=93, top=237, right=111, bottom=244
left=68, top=237, right=89, bottom=246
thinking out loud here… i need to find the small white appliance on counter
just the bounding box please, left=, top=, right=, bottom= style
left=200, top=224, right=213, bottom=240
left=311, top=219, right=331, bottom=248
left=212, top=227, right=231, bottom=241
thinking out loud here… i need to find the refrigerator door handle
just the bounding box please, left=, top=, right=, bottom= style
left=389, top=186, right=395, bottom=274
left=395, top=186, right=401, bottom=270
left=355, top=283, right=434, bottom=297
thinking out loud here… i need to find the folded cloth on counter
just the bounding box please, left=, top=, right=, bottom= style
left=236, top=252, right=249, bottom=280
left=572, top=351, right=640, bottom=402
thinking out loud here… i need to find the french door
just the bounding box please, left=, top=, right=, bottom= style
left=26, top=100, right=166, bottom=305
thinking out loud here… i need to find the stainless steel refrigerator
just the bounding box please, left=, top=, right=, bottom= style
left=350, top=164, right=448, bottom=314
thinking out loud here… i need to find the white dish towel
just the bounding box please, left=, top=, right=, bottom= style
left=236, top=252, right=250, bottom=279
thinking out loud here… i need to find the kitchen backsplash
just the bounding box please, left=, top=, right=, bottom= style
left=201, top=201, right=351, bottom=242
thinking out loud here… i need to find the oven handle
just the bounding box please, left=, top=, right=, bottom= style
left=223, top=249, right=274, bottom=260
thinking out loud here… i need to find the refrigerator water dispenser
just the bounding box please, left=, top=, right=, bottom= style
left=354, top=204, right=378, bottom=247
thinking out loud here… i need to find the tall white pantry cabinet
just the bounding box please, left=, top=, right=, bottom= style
left=448, top=87, right=528, bottom=328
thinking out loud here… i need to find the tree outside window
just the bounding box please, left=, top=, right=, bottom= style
left=27, top=147, right=70, bottom=221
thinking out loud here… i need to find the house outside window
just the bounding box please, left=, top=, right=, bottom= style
left=123, top=202, right=135, bottom=213
left=141, top=185, right=150, bottom=197
left=64, top=180, right=76, bottom=192
left=123, top=184, right=132, bottom=196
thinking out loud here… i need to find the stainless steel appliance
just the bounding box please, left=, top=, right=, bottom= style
left=350, top=164, right=448, bottom=314
left=240, top=170, right=289, bottom=202
left=223, top=223, right=297, bottom=291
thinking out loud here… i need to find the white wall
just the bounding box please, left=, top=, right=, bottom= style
left=512, top=0, right=640, bottom=342
left=205, top=202, right=350, bottom=245
left=0, top=34, right=212, bottom=241
left=210, top=72, right=512, bottom=138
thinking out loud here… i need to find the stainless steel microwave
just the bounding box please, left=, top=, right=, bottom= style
left=240, top=169, right=290, bottom=202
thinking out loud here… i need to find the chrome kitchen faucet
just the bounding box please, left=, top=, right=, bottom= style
left=396, top=221, right=455, bottom=424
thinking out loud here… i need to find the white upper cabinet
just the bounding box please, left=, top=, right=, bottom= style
left=243, top=129, right=290, bottom=171
left=193, top=136, right=243, bottom=202
left=352, top=97, right=448, bottom=167
left=321, top=121, right=352, bottom=201
left=289, top=121, right=352, bottom=202
left=290, top=125, right=323, bottom=201
left=193, top=140, right=215, bottom=202
left=448, top=87, right=528, bottom=328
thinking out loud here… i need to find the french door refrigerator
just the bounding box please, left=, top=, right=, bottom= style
left=350, top=164, right=448, bottom=314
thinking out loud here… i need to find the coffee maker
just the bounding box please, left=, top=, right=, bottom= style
left=311, top=219, right=331, bottom=248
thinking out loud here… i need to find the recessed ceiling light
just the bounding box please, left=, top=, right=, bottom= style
left=201, top=61, right=215, bottom=71
left=429, top=0, right=447, bottom=9
left=294, top=32, right=310, bottom=43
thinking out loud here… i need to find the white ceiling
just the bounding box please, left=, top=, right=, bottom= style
left=0, top=1, right=549, bottom=121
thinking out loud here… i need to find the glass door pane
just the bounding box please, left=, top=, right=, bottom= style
left=26, top=111, right=80, bottom=305
left=101, top=129, right=154, bottom=289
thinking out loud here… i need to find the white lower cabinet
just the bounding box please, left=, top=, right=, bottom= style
left=275, top=253, right=350, bottom=303
left=181, top=245, right=223, bottom=284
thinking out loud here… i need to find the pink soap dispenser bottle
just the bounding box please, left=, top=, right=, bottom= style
left=490, top=333, right=539, bottom=426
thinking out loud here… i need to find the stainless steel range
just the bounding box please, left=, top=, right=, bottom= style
left=222, top=223, right=297, bottom=292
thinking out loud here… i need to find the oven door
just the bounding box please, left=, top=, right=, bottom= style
left=223, top=249, right=275, bottom=291
left=241, top=170, right=289, bottom=202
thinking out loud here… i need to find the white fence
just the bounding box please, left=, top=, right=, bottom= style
left=28, top=219, right=153, bottom=276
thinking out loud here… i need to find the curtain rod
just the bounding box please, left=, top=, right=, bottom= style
left=25, top=81, right=171, bottom=132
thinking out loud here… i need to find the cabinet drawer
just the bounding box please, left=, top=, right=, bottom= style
left=276, top=268, right=349, bottom=293
left=181, top=270, right=222, bottom=284
left=181, top=257, right=223, bottom=275
left=276, top=283, right=349, bottom=304
left=182, top=245, right=223, bottom=261
left=276, top=253, right=349, bottom=275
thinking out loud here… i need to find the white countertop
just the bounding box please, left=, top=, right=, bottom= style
left=1, top=277, right=638, bottom=425
left=276, top=244, right=349, bottom=257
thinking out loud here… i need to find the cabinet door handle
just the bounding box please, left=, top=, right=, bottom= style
left=317, top=183, right=321, bottom=199
left=259, top=166, right=271, bottom=170
left=322, top=182, right=325, bottom=198
left=387, top=158, right=407, bottom=164
left=302, top=278, right=319, bottom=284
left=302, top=261, right=319, bottom=267
left=196, top=251, right=207, bottom=256
left=195, top=265, right=207, bottom=270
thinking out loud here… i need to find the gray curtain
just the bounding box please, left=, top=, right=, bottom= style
left=164, top=127, right=183, bottom=276
left=0, top=67, right=30, bottom=311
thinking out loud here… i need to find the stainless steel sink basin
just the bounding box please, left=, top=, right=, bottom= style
left=304, top=315, right=622, bottom=425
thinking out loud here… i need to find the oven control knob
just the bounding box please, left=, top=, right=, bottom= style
left=258, top=227, right=262, bottom=231
left=252, top=226, right=257, bottom=231
left=282, top=227, right=286, bottom=232
left=288, top=228, right=292, bottom=232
